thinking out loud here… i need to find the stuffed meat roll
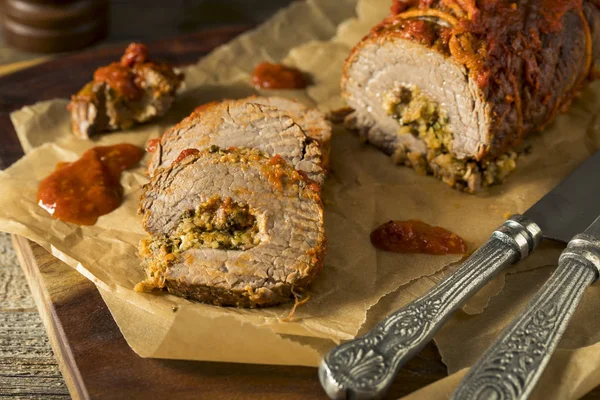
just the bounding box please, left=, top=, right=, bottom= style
left=136, top=147, right=326, bottom=308
left=343, top=0, right=600, bottom=191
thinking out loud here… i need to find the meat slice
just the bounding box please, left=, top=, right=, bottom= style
left=343, top=2, right=600, bottom=192
left=343, top=36, right=495, bottom=192
left=136, top=147, right=326, bottom=308
left=69, top=43, right=183, bottom=139
left=249, top=96, right=332, bottom=166
left=147, top=98, right=326, bottom=184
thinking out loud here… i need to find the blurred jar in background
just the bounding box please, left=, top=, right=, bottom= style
left=1, top=0, right=108, bottom=53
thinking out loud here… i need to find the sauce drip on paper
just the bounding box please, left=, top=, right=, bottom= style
left=370, top=220, right=467, bottom=255
left=251, top=62, right=308, bottom=89
left=37, top=144, right=144, bottom=225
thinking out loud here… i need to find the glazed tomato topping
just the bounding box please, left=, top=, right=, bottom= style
left=174, top=148, right=200, bottom=163
left=93, top=43, right=151, bottom=99
left=146, top=138, right=161, bottom=153
left=120, top=42, right=149, bottom=67
left=93, top=63, right=142, bottom=100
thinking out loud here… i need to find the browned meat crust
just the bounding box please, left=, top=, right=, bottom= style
left=342, top=0, right=600, bottom=191
left=68, top=43, right=183, bottom=139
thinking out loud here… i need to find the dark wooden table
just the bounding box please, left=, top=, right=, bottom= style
left=0, top=0, right=296, bottom=64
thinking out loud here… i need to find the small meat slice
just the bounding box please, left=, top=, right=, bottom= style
left=148, top=99, right=325, bottom=184
left=69, top=43, right=183, bottom=139
left=249, top=96, right=332, bottom=166
left=136, top=147, right=326, bottom=308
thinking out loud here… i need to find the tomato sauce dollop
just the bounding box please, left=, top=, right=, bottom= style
left=37, top=144, right=144, bottom=226
left=93, top=63, right=142, bottom=100
left=120, top=42, right=148, bottom=67
left=92, top=43, right=150, bottom=100
left=370, top=220, right=467, bottom=255
left=251, top=62, right=308, bottom=89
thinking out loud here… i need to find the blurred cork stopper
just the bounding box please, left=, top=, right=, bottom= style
left=2, top=0, right=108, bottom=53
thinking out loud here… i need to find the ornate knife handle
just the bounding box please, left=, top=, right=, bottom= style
left=319, top=215, right=542, bottom=400
left=451, top=234, right=600, bottom=400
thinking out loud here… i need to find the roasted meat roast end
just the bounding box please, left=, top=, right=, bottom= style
left=342, top=1, right=600, bottom=192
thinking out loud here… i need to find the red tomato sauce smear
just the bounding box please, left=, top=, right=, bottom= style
left=37, top=144, right=144, bottom=225
left=251, top=62, right=308, bottom=89
left=370, top=220, right=467, bottom=255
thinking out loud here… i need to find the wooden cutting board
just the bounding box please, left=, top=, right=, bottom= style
left=0, top=27, right=450, bottom=399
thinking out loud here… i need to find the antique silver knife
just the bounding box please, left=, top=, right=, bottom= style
left=319, top=151, right=600, bottom=400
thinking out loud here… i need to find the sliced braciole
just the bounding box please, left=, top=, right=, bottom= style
left=342, top=1, right=600, bottom=192
left=69, top=43, right=183, bottom=139
left=147, top=98, right=328, bottom=184
left=136, top=147, right=326, bottom=308
left=249, top=96, right=332, bottom=166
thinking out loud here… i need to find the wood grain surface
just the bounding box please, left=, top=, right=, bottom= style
left=0, top=233, right=69, bottom=399
left=0, top=26, right=450, bottom=399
